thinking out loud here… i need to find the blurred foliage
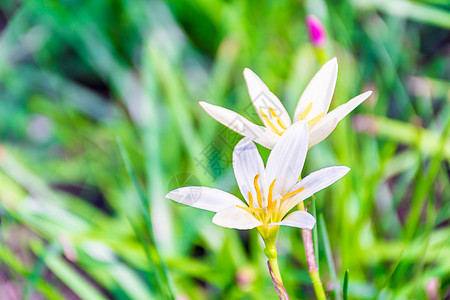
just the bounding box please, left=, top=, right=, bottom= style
left=0, top=0, right=449, bottom=299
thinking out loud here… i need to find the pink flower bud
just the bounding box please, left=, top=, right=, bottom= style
left=306, top=15, right=327, bottom=47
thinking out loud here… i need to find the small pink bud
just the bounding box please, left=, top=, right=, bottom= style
left=306, top=15, right=327, bottom=47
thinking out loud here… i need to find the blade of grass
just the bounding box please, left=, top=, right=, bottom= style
left=343, top=270, right=349, bottom=300
left=388, top=118, right=450, bottom=295
left=116, top=137, right=174, bottom=299
left=354, top=115, right=450, bottom=160
left=22, top=238, right=58, bottom=300
left=319, top=214, right=341, bottom=299
left=311, top=196, right=319, bottom=270
left=0, top=242, right=65, bottom=300
left=30, top=240, right=108, bottom=300
left=146, top=45, right=203, bottom=163
left=126, top=215, right=161, bottom=297
left=355, top=0, right=450, bottom=29
left=141, top=40, right=175, bottom=253
left=405, top=117, right=450, bottom=238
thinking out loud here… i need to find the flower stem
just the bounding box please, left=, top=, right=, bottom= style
left=298, top=202, right=326, bottom=300
left=314, top=47, right=328, bottom=65
left=268, top=256, right=283, bottom=284
left=310, top=269, right=326, bottom=300
left=264, top=243, right=284, bottom=284
left=264, top=236, right=289, bottom=299
left=302, top=228, right=326, bottom=300
left=266, top=257, right=289, bottom=300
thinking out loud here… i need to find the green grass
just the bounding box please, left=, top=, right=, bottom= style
left=0, top=0, right=448, bottom=299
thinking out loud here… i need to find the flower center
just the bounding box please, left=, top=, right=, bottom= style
left=296, top=102, right=324, bottom=126
left=237, top=174, right=305, bottom=225
left=259, top=103, right=325, bottom=136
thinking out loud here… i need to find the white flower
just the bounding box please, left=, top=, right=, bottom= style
left=199, top=57, right=372, bottom=149
left=165, top=121, right=349, bottom=235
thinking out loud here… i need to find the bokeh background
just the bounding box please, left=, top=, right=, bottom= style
left=0, top=0, right=449, bottom=299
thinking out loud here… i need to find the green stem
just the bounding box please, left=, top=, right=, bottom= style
left=302, top=228, right=327, bottom=300
left=264, top=233, right=289, bottom=299
left=268, top=256, right=283, bottom=284
left=310, top=269, right=327, bottom=300
left=298, top=202, right=327, bottom=300
left=314, top=47, right=328, bottom=65
left=265, top=243, right=283, bottom=284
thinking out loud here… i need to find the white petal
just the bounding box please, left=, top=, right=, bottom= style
left=212, top=205, right=263, bottom=229
left=165, top=187, right=243, bottom=212
left=294, top=58, right=338, bottom=122
left=323, top=91, right=372, bottom=123
left=199, top=101, right=279, bottom=149
left=233, top=138, right=264, bottom=204
left=307, top=91, right=371, bottom=147
left=280, top=166, right=350, bottom=215
left=270, top=210, right=316, bottom=229
left=243, top=68, right=292, bottom=130
left=308, top=117, right=338, bottom=148
left=265, top=121, right=309, bottom=195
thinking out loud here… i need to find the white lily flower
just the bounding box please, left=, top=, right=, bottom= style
left=165, top=121, right=349, bottom=237
left=199, top=57, right=372, bottom=149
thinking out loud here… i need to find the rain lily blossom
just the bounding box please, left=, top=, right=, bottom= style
left=199, top=58, right=372, bottom=149
left=165, top=121, right=349, bottom=297
left=165, top=120, right=349, bottom=248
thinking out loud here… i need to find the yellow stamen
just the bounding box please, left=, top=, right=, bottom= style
left=236, top=205, right=263, bottom=214
left=264, top=179, right=280, bottom=223
left=266, top=179, right=277, bottom=211
left=298, top=102, right=313, bottom=121
left=259, top=108, right=283, bottom=136
left=237, top=177, right=307, bottom=226
left=269, top=107, right=287, bottom=130
left=254, top=174, right=263, bottom=209
left=248, top=191, right=253, bottom=207
left=266, top=203, right=276, bottom=214
left=268, top=179, right=276, bottom=204
left=307, top=113, right=324, bottom=127
left=275, top=187, right=307, bottom=219
left=281, top=187, right=306, bottom=201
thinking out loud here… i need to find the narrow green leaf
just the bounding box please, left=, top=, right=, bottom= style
left=30, top=241, right=108, bottom=300
left=405, top=117, right=450, bottom=238
left=0, top=216, right=65, bottom=300
left=354, top=115, right=450, bottom=160
left=116, top=137, right=174, bottom=299
left=311, top=196, right=319, bottom=270
left=23, top=240, right=55, bottom=300
left=355, top=0, right=450, bottom=29
left=126, top=215, right=161, bottom=297
left=343, top=270, right=349, bottom=300
left=116, top=137, right=150, bottom=213
left=319, top=214, right=341, bottom=299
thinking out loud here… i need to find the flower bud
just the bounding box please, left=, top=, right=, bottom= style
left=306, top=15, right=327, bottom=47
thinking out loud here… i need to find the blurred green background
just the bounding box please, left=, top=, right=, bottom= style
left=0, top=0, right=449, bottom=299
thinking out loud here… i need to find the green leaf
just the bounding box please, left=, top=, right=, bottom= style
left=116, top=137, right=174, bottom=299
left=343, top=270, right=349, bottom=300
left=30, top=240, right=108, bottom=300
left=311, top=196, right=319, bottom=270
left=319, top=215, right=341, bottom=299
